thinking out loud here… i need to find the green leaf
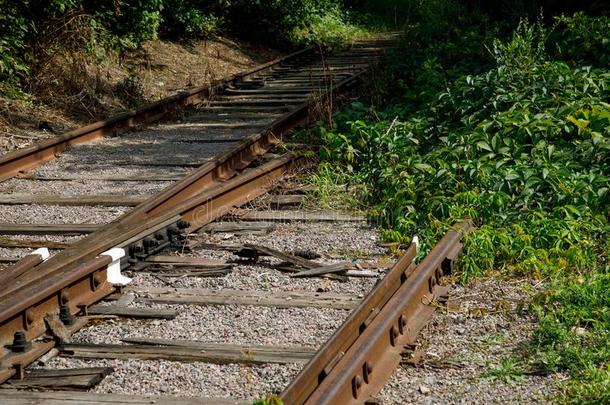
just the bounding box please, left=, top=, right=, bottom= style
left=477, top=141, right=492, bottom=151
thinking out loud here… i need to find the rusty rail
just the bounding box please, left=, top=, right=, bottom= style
left=0, top=46, right=314, bottom=182
left=282, top=221, right=473, bottom=404
left=0, top=43, right=385, bottom=383
left=0, top=155, right=301, bottom=383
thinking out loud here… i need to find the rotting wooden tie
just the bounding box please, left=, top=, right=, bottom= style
left=0, top=237, right=71, bottom=249
left=1, top=367, right=113, bottom=390
left=231, top=208, right=367, bottom=222
left=127, top=287, right=360, bottom=310
left=86, top=305, right=179, bottom=320
left=60, top=339, right=316, bottom=365
left=200, top=221, right=276, bottom=234
left=0, top=224, right=100, bottom=235
left=290, top=262, right=350, bottom=278
left=269, top=194, right=305, bottom=208
left=0, top=194, right=149, bottom=207
left=0, top=390, right=248, bottom=405
left=144, top=255, right=229, bottom=268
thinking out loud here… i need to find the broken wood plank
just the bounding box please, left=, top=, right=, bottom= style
left=243, top=245, right=347, bottom=281
left=0, top=390, right=247, bottom=405
left=143, top=266, right=231, bottom=277
left=0, top=236, right=71, bottom=249
left=144, top=255, right=229, bottom=268
left=128, top=287, right=360, bottom=310
left=231, top=208, right=367, bottom=222
left=0, top=257, right=19, bottom=263
left=269, top=194, right=305, bottom=208
left=17, top=174, right=183, bottom=182
left=243, top=244, right=319, bottom=269
left=291, top=262, right=350, bottom=278
left=0, top=193, right=148, bottom=207
left=87, top=305, right=179, bottom=320
left=273, top=264, right=348, bottom=282
left=44, top=313, right=72, bottom=343
left=3, top=367, right=113, bottom=390
left=200, top=221, right=276, bottom=234
left=190, top=242, right=346, bottom=281
left=60, top=342, right=313, bottom=365
left=0, top=223, right=100, bottom=235
left=344, top=269, right=382, bottom=278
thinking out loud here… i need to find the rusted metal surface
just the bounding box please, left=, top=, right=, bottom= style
left=0, top=155, right=299, bottom=383
left=281, top=243, right=418, bottom=404
left=282, top=221, right=472, bottom=404
left=0, top=42, right=388, bottom=384
left=0, top=253, right=44, bottom=287
left=0, top=64, right=366, bottom=304
left=0, top=47, right=314, bottom=183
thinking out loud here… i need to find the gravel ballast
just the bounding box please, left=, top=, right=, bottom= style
left=377, top=279, right=561, bottom=404
left=0, top=204, right=130, bottom=224
left=40, top=215, right=388, bottom=400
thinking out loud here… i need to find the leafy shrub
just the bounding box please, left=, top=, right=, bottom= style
left=314, top=13, right=610, bottom=400
left=0, top=2, right=30, bottom=86
left=84, top=0, right=163, bottom=49
left=160, top=0, right=227, bottom=38
left=320, top=18, right=610, bottom=274
left=550, top=13, right=610, bottom=68
left=0, top=0, right=363, bottom=93
left=228, top=0, right=350, bottom=45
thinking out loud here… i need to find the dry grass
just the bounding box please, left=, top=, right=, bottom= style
left=0, top=36, right=281, bottom=154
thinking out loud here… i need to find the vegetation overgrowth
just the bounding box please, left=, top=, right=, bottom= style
left=0, top=0, right=367, bottom=94
left=310, top=1, right=609, bottom=402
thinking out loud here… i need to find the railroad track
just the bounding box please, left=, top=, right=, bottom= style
left=0, top=34, right=471, bottom=404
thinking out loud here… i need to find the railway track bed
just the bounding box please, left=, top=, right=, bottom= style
left=15, top=218, right=386, bottom=401
left=0, top=35, right=500, bottom=404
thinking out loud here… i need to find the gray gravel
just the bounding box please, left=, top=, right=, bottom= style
left=0, top=234, right=81, bottom=243
left=0, top=179, right=173, bottom=196
left=72, top=304, right=346, bottom=347
left=32, top=122, right=258, bottom=180
left=127, top=262, right=376, bottom=295
left=5, top=91, right=560, bottom=402
left=0, top=247, right=62, bottom=259
left=39, top=213, right=388, bottom=399
left=0, top=204, right=129, bottom=224
left=127, top=221, right=386, bottom=294
left=43, top=357, right=302, bottom=400
left=376, top=279, right=560, bottom=404
left=0, top=234, right=81, bottom=260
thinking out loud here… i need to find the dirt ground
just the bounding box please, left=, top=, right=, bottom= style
left=0, top=37, right=281, bottom=154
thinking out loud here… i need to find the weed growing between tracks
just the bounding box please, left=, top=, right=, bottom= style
left=308, top=3, right=610, bottom=402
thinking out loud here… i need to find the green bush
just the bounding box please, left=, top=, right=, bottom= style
left=84, top=0, right=163, bottom=49
left=160, top=0, right=227, bottom=38
left=0, top=0, right=363, bottom=93
left=550, top=13, right=610, bottom=67
left=314, top=12, right=610, bottom=400
left=0, top=2, right=30, bottom=85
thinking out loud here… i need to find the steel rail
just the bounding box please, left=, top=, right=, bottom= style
left=282, top=221, right=473, bottom=404
left=0, top=46, right=314, bottom=183
left=0, top=44, right=385, bottom=383
left=0, top=68, right=369, bottom=301
left=0, top=155, right=300, bottom=383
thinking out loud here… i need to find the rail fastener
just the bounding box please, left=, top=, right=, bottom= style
left=282, top=221, right=473, bottom=404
